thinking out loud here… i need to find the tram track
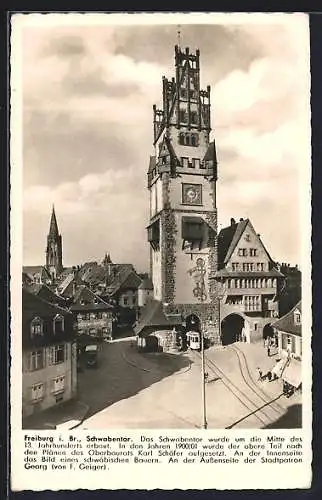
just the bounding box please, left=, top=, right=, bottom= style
left=229, top=344, right=285, bottom=414
left=192, top=349, right=284, bottom=427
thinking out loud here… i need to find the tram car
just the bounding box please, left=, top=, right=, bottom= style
left=186, top=331, right=201, bottom=350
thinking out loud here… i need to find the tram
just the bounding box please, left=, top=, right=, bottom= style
left=186, top=331, right=201, bottom=350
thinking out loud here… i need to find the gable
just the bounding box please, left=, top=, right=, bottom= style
left=226, top=220, right=272, bottom=267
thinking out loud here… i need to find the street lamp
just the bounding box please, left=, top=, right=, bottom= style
left=201, top=328, right=208, bottom=429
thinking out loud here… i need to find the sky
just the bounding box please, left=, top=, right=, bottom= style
left=18, top=14, right=310, bottom=272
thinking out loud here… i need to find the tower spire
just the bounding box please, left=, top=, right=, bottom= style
left=177, top=24, right=181, bottom=48
left=49, top=204, right=59, bottom=238
left=46, top=204, right=63, bottom=278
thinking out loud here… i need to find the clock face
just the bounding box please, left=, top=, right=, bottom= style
left=182, top=183, right=202, bottom=205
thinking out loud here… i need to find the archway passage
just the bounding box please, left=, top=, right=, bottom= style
left=221, top=314, right=244, bottom=346
left=185, top=314, right=201, bottom=333
left=145, top=335, right=159, bottom=352
left=263, top=323, right=274, bottom=340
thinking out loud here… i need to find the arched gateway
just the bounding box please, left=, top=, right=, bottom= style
left=221, top=313, right=245, bottom=346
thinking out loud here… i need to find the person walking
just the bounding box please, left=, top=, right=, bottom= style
left=257, top=367, right=263, bottom=382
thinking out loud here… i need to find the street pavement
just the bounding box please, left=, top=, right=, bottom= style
left=24, top=334, right=301, bottom=430
left=78, top=337, right=301, bottom=430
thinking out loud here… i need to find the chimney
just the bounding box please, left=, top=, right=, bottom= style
left=230, top=218, right=236, bottom=226
left=239, top=218, right=244, bottom=222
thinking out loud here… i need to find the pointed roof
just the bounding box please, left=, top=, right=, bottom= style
left=48, top=205, right=60, bottom=238
left=218, top=218, right=249, bottom=267
left=102, top=253, right=112, bottom=266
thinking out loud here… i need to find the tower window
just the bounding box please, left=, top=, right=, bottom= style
left=179, top=109, right=187, bottom=123
left=179, top=133, right=199, bottom=147
left=147, top=219, right=160, bottom=250
left=190, top=111, right=198, bottom=124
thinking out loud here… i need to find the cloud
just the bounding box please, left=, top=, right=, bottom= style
left=20, top=18, right=310, bottom=269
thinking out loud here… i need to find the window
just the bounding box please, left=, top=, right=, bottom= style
left=53, top=314, right=64, bottom=334
left=254, top=323, right=258, bottom=331
left=250, top=249, right=257, bottom=257
left=179, top=109, right=187, bottom=123
left=50, top=344, right=65, bottom=365
left=89, top=328, right=97, bottom=336
left=96, top=312, right=103, bottom=319
left=244, top=295, right=261, bottom=312
left=294, top=312, right=301, bottom=325
left=245, top=234, right=250, bottom=242
left=31, top=383, right=45, bottom=402
left=29, top=350, right=44, bottom=371
left=51, top=375, right=65, bottom=394
left=232, top=263, right=239, bottom=271
left=192, top=158, right=200, bottom=168
left=180, top=88, right=187, bottom=99
left=257, top=263, right=264, bottom=271
left=181, top=157, right=189, bottom=168
left=238, top=248, right=248, bottom=257
left=190, top=111, right=198, bottom=124
left=30, top=317, right=43, bottom=337
left=123, top=297, right=129, bottom=306
left=179, top=133, right=199, bottom=147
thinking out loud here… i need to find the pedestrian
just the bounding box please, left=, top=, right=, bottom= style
left=267, top=345, right=271, bottom=357
left=267, top=371, right=272, bottom=382
left=257, top=367, right=263, bottom=382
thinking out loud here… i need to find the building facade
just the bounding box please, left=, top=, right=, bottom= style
left=70, top=285, right=114, bottom=340
left=215, top=218, right=284, bottom=344
left=273, top=301, right=302, bottom=360
left=147, top=45, right=219, bottom=343
left=22, top=290, right=77, bottom=419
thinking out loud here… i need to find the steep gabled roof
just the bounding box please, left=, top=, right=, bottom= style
left=134, top=300, right=179, bottom=335
left=22, top=266, right=52, bottom=280
left=22, top=289, right=71, bottom=323
left=70, top=285, right=113, bottom=311
left=138, top=277, right=153, bottom=290
left=218, top=218, right=275, bottom=269
left=24, top=283, right=67, bottom=307
left=272, top=301, right=302, bottom=336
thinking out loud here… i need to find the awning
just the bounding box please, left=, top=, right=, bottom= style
left=281, top=359, right=302, bottom=388
left=272, top=358, right=289, bottom=378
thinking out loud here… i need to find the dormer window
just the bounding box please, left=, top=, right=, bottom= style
left=53, top=314, right=64, bottom=334
left=294, top=311, right=301, bottom=325
left=30, top=317, right=44, bottom=337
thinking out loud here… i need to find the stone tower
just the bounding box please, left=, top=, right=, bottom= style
left=45, top=205, right=63, bottom=280
left=147, top=45, right=220, bottom=344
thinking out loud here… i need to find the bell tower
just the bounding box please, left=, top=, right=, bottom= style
left=147, top=45, right=220, bottom=344
left=45, top=205, right=63, bottom=280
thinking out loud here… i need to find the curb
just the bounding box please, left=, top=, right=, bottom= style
left=122, top=350, right=192, bottom=376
